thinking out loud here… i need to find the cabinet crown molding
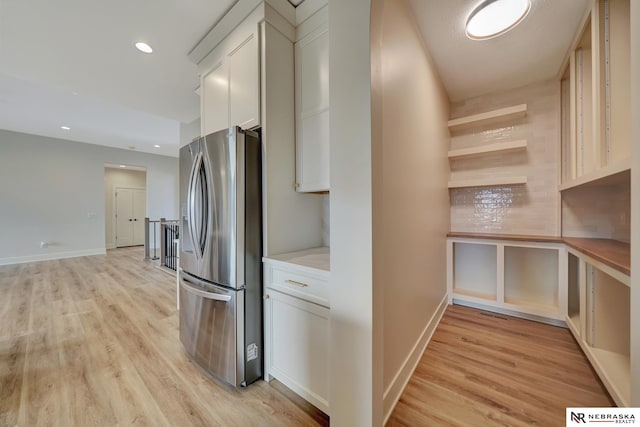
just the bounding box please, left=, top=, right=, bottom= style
left=188, top=0, right=296, bottom=66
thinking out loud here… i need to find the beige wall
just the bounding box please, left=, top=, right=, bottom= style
left=104, top=168, right=147, bottom=249
left=375, top=0, right=450, bottom=420
left=449, top=81, right=560, bottom=236
left=0, top=130, right=178, bottom=264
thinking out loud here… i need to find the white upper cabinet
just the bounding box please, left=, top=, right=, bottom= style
left=295, top=20, right=329, bottom=192
left=200, top=13, right=261, bottom=136
left=228, top=34, right=260, bottom=130
left=202, top=61, right=229, bottom=136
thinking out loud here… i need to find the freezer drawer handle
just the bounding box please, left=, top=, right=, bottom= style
left=181, top=277, right=232, bottom=302
left=285, top=279, right=309, bottom=288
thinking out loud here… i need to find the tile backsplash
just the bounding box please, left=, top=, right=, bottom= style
left=449, top=80, right=560, bottom=236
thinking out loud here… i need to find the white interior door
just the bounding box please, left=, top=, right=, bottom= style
left=132, top=189, right=146, bottom=245
left=116, top=187, right=146, bottom=247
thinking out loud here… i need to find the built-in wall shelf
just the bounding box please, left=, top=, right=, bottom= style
left=447, top=236, right=566, bottom=325
left=448, top=140, right=527, bottom=159
left=446, top=232, right=563, bottom=244
left=447, top=104, right=527, bottom=131
left=565, top=237, right=630, bottom=281
left=559, top=158, right=631, bottom=192
left=448, top=176, right=527, bottom=189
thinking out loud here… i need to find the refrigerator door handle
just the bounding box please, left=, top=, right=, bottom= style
left=187, top=152, right=208, bottom=259
left=181, top=276, right=232, bottom=302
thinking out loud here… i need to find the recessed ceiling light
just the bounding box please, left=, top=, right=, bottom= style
left=466, top=0, right=531, bottom=40
left=154, top=144, right=161, bottom=148
left=61, top=126, right=71, bottom=130
left=135, top=42, right=153, bottom=54
left=119, top=165, right=126, bottom=168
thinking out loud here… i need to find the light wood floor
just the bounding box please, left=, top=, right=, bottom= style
left=2, top=249, right=614, bottom=427
left=0, top=247, right=328, bottom=427
left=388, top=304, right=614, bottom=427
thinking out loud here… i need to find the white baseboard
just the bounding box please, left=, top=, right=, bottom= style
left=106, top=242, right=116, bottom=250
left=383, top=294, right=449, bottom=424
left=0, top=248, right=106, bottom=266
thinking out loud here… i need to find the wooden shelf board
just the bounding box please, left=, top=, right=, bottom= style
left=448, top=140, right=527, bottom=159
left=448, top=104, right=527, bottom=131
left=559, top=158, right=630, bottom=191
left=503, top=298, right=559, bottom=314
left=447, top=232, right=563, bottom=244
left=452, top=298, right=565, bottom=325
left=452, top=288, right=496, bottom=301
left=563, top=237, right=630, bottom=277
left=448, top=176, right=527, bottom=189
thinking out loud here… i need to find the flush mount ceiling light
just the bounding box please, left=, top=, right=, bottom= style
left=466, top=0, right=531, bottom=40
left=119, top=165, right=126, bottom=168
left=60, top=126, right=71, bottom=130
left=153, top=144, right=161, bottom=148
left=135, top=42, right=153, bottom=54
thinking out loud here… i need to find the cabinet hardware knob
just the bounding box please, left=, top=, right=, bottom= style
left=263, top=294, right=270, bottom=300
left=285, top=279, right=309, bottom=288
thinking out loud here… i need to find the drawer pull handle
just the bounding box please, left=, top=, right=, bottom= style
left=285, top=279, right=309, bottom=288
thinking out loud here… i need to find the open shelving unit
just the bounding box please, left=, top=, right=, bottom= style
left=448, top=104, right=527, bottom=131
left=447, top=234, right=566, bottom=324
left=565, top=243, right=631, bottom=407
left=448, top=139, right=527, bottom=159
left=448, top=103, right=528, bottom=191
left=558, top=0, right=632, bottom=405
left=559, top=158, right=630, bottom=191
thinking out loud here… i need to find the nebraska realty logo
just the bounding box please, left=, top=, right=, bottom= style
left=567, top=408, right=638, bottom=425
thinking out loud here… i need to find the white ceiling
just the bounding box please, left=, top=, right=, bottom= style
left=409, top=0, right=591, bottom=102
left=0, top=0, right=239, bottom=157
left=0, top=0, right=588, bottom=158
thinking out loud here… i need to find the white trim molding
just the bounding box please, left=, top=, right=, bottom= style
left=0, top=248, right=106, bottom=266
left=383, top=294, right=449, bottom=423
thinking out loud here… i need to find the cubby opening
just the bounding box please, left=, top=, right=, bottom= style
left=453, top=242, right=496, bottom=300
left=584, top=263, right=630, bottom=405
left=588, top=266, right=630, bottom=355
left=504, top=246, right=559, bottom=309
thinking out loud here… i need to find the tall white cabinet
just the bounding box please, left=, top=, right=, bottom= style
left=189, top=0, right=329, bottom=414
left=295, top=11, right=329, bottom=193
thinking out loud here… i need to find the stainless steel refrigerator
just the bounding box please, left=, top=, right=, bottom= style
left=178, top=126, right=262, bottom=387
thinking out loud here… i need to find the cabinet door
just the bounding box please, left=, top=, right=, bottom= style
left=228, top=33, right=260, bottom=130
left=295, top=25, right=329, bottom=192
left=202, top=60, right=229, bottom=135
left=264, top=288, right=329, bottom=414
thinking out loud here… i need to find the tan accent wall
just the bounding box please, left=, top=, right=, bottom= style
left=376, top=0, right=450, bottom=417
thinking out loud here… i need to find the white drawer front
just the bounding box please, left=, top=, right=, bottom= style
left=268, top=266, right=329, bottom=307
